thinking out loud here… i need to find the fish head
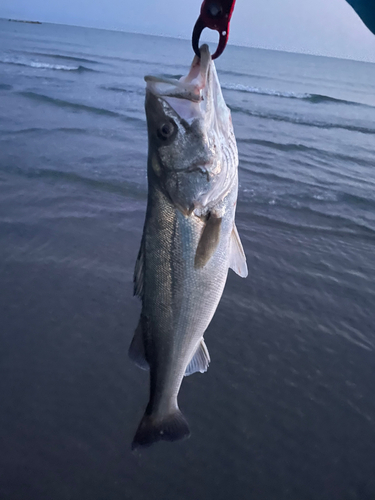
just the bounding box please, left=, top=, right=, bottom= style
left=145, top=44, right=238, bottom=216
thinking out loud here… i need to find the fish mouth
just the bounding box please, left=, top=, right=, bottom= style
left=144, top=45, right=212, bottom=115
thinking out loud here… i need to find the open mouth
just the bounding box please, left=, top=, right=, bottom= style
left=144, top=45, right=211, bottom=103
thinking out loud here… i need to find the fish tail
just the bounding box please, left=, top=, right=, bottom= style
left=131, top=408, right=190, bottom=449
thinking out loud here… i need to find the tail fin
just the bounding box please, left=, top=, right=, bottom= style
left=132, top=409, right=190, bottom=450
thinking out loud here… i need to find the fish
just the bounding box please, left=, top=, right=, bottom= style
left=129, top=44, right=248, bottom=449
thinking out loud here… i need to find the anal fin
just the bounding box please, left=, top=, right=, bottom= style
left=185, top=338, right=210, bottom=376
left=229, top=224, right=248, bottom=278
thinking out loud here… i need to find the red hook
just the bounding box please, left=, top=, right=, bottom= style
left=192, top=0, right=237, bottom=59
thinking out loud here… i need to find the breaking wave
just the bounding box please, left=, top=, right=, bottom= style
left=0, top=57, right=94, bottom=72
left=222, top=82, right=310, bottom=99
left=222, top=82, right=367, bottom=107
left=20, top=51, right=99, bottom=64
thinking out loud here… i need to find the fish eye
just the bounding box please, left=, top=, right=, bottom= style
left=157, top=121, right=175, bottom=140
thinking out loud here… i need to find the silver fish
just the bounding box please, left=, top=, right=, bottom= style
left=130, top=45, right=247, bottom=449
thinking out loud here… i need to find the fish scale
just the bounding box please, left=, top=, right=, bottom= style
left=129, top=45, right=248, bottom=449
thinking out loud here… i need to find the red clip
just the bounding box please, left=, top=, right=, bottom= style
left=192, top=0, right=237, bottom=59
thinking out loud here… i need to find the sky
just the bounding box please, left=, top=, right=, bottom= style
left=2, top=0, right=375, bottom=62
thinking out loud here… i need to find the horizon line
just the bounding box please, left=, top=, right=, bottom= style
left=1, top=16, right=374, bottom=65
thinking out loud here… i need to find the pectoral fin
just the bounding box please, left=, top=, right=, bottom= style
left=185, top=339, right=210, bottom=376
left=194, top=214, right=222, bottom=269
left=229, top=224, right=248, bottom=278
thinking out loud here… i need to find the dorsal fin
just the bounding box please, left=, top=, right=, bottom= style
left=229, top=224, right=248, bottom=278
left=185, top=339, right=210, bottom=376
left=194, top=214, right=222, bottom=269
left=128, top=318, right=149, bottom=370
left=133, top=235, right=145, bottom=298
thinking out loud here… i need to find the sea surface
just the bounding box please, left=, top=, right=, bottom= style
left=1, top=18, right=375, bottom=500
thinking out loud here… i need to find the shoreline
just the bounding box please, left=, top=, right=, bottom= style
left=8, top=19, right=42, bottom=25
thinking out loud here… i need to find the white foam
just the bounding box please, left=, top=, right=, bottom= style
left=0, top=58, right=79, bottom=71
left=221, top=82, right=310, bottom=100
left=29, top=61, right=79, bottom=71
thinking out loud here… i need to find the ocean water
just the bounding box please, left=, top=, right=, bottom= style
left=1, top=18, right=375, bottom=500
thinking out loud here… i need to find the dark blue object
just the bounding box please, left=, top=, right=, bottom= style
left=346, top=0, right=375, bottom=34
